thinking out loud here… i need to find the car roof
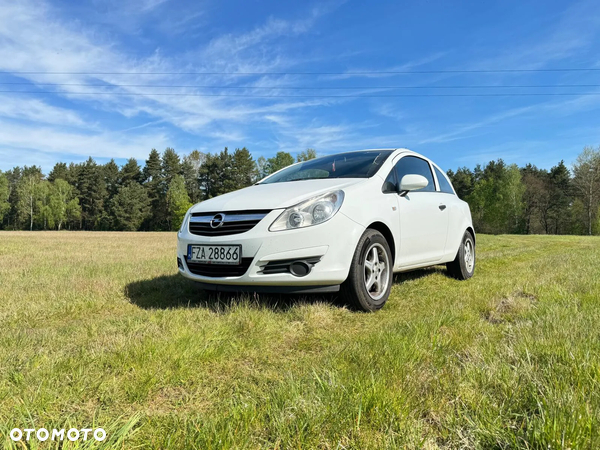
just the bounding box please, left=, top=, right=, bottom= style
left=314, top=148, right=433, bottom=167
left=348, top=148, right=427, bottom=159
left=336, top=148, right=414, bottom=155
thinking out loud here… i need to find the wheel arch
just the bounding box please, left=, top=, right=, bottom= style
left=466, top=226, right=476, bottom=244
left=366, top=221, right=396, bottom=263
left=448, top=225, right=476, bottom=262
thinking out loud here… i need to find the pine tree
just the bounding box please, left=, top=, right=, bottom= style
left=5, top=167, right=22, bottom=229
left=161, top=148, right=181, bottom=186
left=159, top=148, right=183, bottom=228
left=65, top=162, right=80, bottom=185
left=48, top=162, right=69, bottom=182
left=76, top=157, right=107, bottom=230
left=232, top=147, right=257, bottom=190
left=142, top=149, right=162, bottom=183
left=120, top=158, right=142, bottom=186
left=110, top=182, right=150, bottom=231
left=219, top=148, right=237, bottom=194
left=447, top=167, right=475, bottom=200
left=520, top=164, right=549, bottom=234
left=103, top=159, right=120, bottom=199
left=198, top=153, right=220, bottom=199
left=198, top=148, right=237, bottom=199
left=142, top=149, right=164, bottom=230
left=548, top=161, right=572, bottom=234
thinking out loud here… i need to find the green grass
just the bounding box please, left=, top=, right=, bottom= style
left=0, top=232, right=599, bottom=449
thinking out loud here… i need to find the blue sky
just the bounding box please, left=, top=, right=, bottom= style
left=0, top=0, right=599, bottom=173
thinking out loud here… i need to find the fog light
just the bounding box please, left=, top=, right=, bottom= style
left=289, top=261, right=311, bottom=277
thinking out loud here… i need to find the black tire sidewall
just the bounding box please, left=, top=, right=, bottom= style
left=459, top=232, right=475, bottom=279
left=344, top=230, right=393, bottom=311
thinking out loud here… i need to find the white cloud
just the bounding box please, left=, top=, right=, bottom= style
left=371, top=103, right=405, bottom=122
left=1, top=0, right=599, bottom=172
left=268, top=117, right=415, bottom=157
left=0, top=118, right=170, bottom=162
left=0, top=0, right=347, bottom=167
left=0, top=96, right=86, bottom=127
left=201, top=1, right=343, bottom=64
left=324, top=52, right=449, bottom=80
left=417, top=88, right=600, bottom=146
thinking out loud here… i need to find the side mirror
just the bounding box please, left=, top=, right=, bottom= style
left=399, top=174, right=428, bottom=194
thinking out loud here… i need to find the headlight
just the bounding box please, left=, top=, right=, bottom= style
left=269, top=190, right=345, bottom=231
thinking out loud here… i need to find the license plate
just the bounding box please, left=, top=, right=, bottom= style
left=187, top=244, right=241, bottom=265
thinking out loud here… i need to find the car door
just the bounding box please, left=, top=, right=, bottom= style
left=393, top=156, right=449, bottom=267
left=432, top=164, right=464, bottom=259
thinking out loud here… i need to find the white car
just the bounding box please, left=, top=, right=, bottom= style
left=177, top=148, right=475, bottom=311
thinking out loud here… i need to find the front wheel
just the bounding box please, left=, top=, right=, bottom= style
left=446, top=230, right=475, bottom=280
left=340, top=229, right=393, bottom=311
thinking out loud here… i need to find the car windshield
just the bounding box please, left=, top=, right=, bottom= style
left=259, top=150, right=394, bottom=184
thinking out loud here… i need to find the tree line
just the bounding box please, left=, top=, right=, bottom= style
left=0, top=145, right=598, bottom=235
left=447, top=146, right=600, bottom=235
left=0, top=148, right=316, bottom=232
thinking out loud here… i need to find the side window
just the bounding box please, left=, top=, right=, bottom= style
left=434, top=166, right=455, bottom=194
left=381, top=169, right=397, bottom=193
left=394, top=156, right=435, bottom=192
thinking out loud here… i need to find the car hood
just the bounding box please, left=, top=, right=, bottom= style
left=191, top=178, right=366, bottom=212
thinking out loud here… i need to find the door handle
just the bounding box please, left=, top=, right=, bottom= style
left=439, top=204, right=447, bottom=211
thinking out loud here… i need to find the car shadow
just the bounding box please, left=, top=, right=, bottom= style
left=126, top=267, right=448, bottom=312
left=393, top=265, right=451, bottom=283
left=125, top=274, right=337, bottom=312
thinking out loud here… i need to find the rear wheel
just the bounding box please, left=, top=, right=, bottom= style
left=447, top=230, right=475, bottom=280
left=341, top=229, right=393, bottom=311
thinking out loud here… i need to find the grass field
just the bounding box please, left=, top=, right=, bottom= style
left=0, top=232, right=599, bottom=449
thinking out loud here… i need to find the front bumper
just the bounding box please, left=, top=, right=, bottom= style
left=177, top=210, right=364, bottom=287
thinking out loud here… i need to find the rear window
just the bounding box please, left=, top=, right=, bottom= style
left=434, top=166, right=455, bottom=194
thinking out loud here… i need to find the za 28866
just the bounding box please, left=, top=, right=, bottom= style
left=188, top=244, right=241, bottom=264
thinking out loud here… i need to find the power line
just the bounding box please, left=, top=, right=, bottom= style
left=1, top=82, right=600, bottom=89
left=2, top=90, right=600, bottom=98
left=1, top=68, right=600, bottom=76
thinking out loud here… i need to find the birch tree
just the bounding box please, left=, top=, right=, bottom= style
left=572, top=146, right=600, bottom=235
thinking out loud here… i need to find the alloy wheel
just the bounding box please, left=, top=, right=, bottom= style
left=363, top=243, right=390, bottom=300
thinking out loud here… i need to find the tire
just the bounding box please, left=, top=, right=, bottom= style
left=446, top=230, right=475, bottom=280
left=341, top=229, right=393, bottom=312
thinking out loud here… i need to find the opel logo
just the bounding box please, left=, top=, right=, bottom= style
left=210, top=213, right=225, bottom=228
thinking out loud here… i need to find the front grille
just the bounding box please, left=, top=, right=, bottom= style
left=189, top=210, right=271, bottom=237
left=184, top=256, right=254, bottom=277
